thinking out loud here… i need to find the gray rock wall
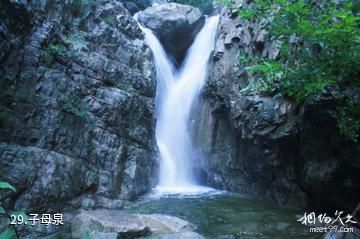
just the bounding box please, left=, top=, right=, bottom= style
left=193, top=3, right=360, bottom=212
left=0, top=0, right=158, bottom=216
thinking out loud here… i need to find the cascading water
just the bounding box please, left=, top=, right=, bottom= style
left=138, top=15, right=220, bottom=194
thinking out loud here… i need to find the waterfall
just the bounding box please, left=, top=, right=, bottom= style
left=139, top=16, right=220, bottom=194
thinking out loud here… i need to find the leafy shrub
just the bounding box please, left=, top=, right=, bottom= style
left=44, top=43, right=68, bottom=66
left=216, top=0, right=233, bottom=9
left=62, top=31, right=86, bottom=45
left=117, top=81, right=131, bottom=91
left=337, top=100, right=360, bottom=142
left=101, top=16, right=116, bottom=27
left=0, top=182, right=15, bottom=192
left=82, top=231, right=90, bottom=239
left=232, top=0, right=360, bottom=141
left=244, top=59, right=284, bottom=94
left=62, top=31, right=87, bottom=53
left=61, top=96, right=87, bottom=119
left=0, top=182, right=18, bottom=239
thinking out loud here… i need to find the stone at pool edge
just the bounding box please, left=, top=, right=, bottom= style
left=71, top=209, right=205, bottom=239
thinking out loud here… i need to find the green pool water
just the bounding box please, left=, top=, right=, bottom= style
left=126, top=192, right=311, bottom=239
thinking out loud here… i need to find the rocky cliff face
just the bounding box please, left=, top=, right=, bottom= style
left=1, top=2, right=359, bottom=238
left=0, top=0, right=157, bottom=222
left=193, top=3, right=360, bottom=212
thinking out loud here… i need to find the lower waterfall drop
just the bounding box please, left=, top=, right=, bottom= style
left=139, top=15, right=220, bottom=194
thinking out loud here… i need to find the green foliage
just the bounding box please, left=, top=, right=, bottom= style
left=244, top=59, right=285, bottom=94
left=238, top=0, right=360, bottom=100
left=173, top=0, right=213, bottom=14
left=0, top=228, right=16, bottom=239
left=63, top=31, right=86, bottom=45
left=117, top=81, right=131, bottom=91
left=101, top=16, right=116, bottom=27
left=44, top=43, right=68, bottom=66
left=337, top=100, right=360, bottom=142
left=61, top=96, right=87, bottom=119
left=238, top=54, right=256, bottom=65
left=232, top=0, right=360, bottom=141
left=88, top=141, right=96, bottom=152
left=216, top=0, right=233, bottom=9
left=0, top=182, right=16, bottom=192
left=0, top=182, right=18, bottom=239
left=82, top=231, right=90, bottom=239
left=62, top=31, right=87, bottom=53
left=0, top=181, right=16, bottom=219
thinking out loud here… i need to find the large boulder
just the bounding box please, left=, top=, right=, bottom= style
left=71, top=210, right=204, bottom=239
left=137, top=3, right=205, bottom=65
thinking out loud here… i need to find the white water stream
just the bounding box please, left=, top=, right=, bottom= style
left=138, top=16, right=219, bottom=194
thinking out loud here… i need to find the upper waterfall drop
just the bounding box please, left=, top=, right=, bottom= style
left=138, top=15, right=220, bottom=194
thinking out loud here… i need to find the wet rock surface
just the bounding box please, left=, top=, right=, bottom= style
left=0, top=0, right=157, bottom=231
left=193, top=1, right=360, bottom=212
left=137, top=3, right=205, bottom=65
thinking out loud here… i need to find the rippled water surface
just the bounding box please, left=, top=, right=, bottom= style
left=127, top=192, right=310, bottom=239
